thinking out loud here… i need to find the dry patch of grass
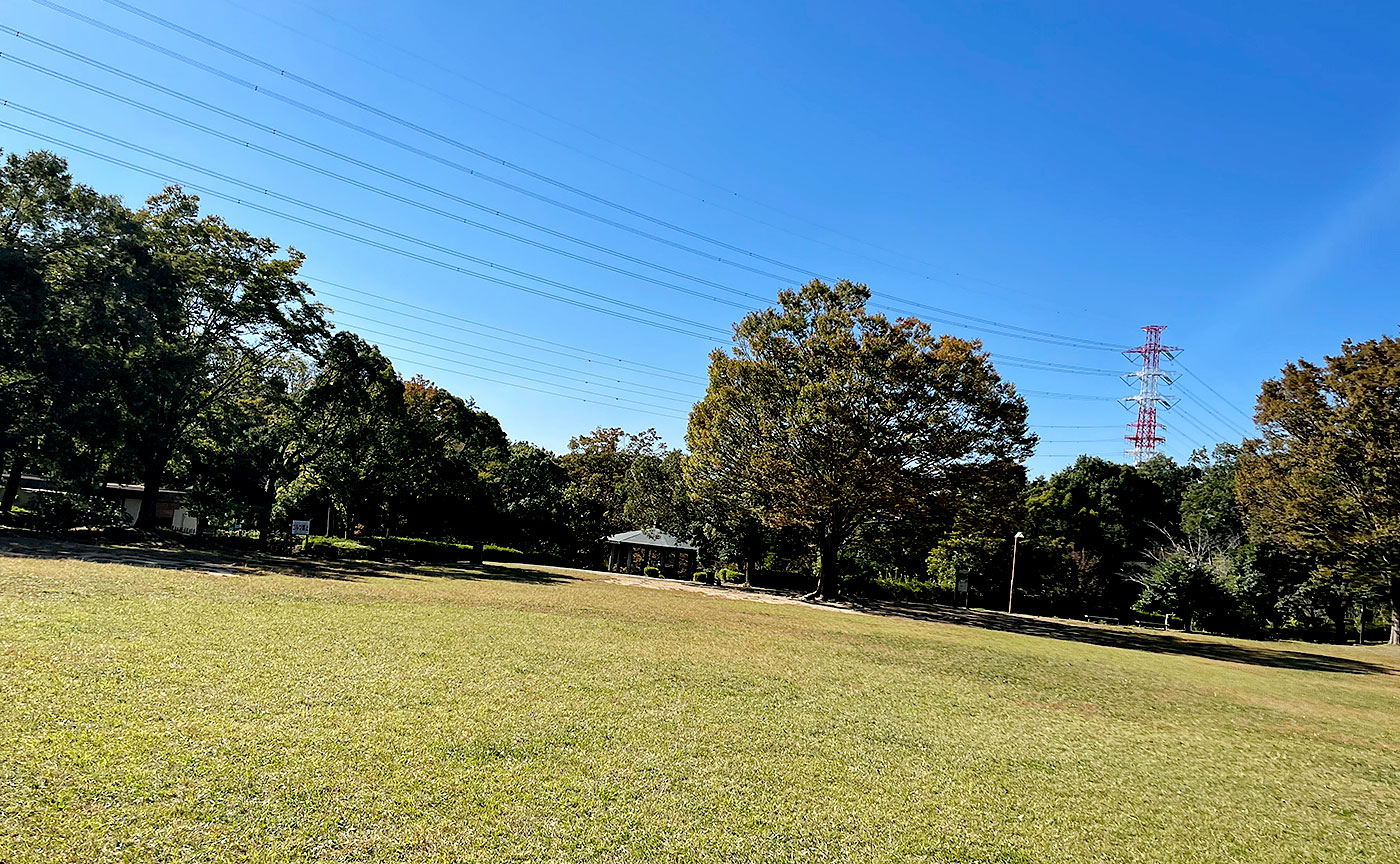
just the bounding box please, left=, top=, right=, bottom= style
left=0, top=547, right=1396, bottom=862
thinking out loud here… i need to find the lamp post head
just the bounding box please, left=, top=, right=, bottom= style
left=1014, top=531, right=1025, bottom=540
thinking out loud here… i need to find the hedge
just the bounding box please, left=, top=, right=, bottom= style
left=304, top=534, right=556, bottom=565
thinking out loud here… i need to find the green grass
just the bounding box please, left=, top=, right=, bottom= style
left=1, top=546, right=1397, bottom=862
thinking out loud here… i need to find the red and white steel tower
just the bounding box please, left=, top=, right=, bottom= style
left=1122, top=325, right=1179, bottom=465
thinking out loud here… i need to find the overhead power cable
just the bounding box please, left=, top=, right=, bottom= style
left=87, top=0, right=828, bottom=278
left=345, top=331, right=696, bottom=415
left=240, top=0, right=1082, bottom=317
left=0, top=101, right=734, bottom=334
left=358, top=349, right=691, bottom=423
left=23, top=0, right=1131, bottom=355
left=27, top=0, right=818, bottom=287
left=1030, top=424, right=1123, bottom=430
left=1174, top=380, right=1250, bottom=439
left=306, top=277, right=706, bottom=385
left=1177, top=360, right=1255, bottom=423
left=0, top=115, right=728, bottom=342
left=0, top=44, right=770, bottom=307
left=1019, top=389, right=1122, bottom=401
left=1171, top=407, right=1228, bottom=448
left=3, top=27, right=1129, bottom=355
left=1, top=45, right=1133, bottom=360
left=330, top=315, right=701, bottom=404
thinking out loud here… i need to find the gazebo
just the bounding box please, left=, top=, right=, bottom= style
left=603, top=528, right=698, bottom=577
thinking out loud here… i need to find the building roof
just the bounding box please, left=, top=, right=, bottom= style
left=603, top=529, right=698, bottom=551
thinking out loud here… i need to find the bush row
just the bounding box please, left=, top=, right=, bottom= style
left=302, top=534, right=556, bottom=566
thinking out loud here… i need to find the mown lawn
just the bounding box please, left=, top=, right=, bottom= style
left=1, top=545, right=1397, bottom=863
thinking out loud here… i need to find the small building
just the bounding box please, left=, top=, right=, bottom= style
left=14, top=475, right=198, bottom=533
left=603, top=528, right=697, bottom=578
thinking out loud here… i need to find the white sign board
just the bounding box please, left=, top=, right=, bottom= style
left=956, top=578, right=969, bottom=594
left=291, top=519, right=311, bottom=537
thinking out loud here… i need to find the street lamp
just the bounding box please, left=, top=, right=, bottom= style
left=1007, top=531, right=1024, bottom=614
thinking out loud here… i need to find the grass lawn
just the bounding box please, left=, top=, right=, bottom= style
left=1, top=542, right=1397, bottom=862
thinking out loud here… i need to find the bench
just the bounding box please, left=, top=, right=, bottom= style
left=1134, top=619, right=1169, bottom=630
left=1084, top=615, right=1119, bottom=625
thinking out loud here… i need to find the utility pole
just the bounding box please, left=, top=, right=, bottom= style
left=1122, top=325, right=1180, bottom=465
left=1007, top=531, right=1024, bottom=614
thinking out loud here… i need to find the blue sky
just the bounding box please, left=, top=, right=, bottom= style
left=3, top=0, right=1397, bottom=476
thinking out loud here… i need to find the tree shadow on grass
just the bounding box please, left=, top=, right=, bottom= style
left=855, top=600, right=1395, bottom=676
left=432, top=562, right=576, bottom=585
left=0, top=530, right=578, bottom=586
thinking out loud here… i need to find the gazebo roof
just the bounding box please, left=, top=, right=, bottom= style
left=603, top=529, right=698, bottom=551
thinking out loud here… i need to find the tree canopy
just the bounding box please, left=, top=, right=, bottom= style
left=686, top=279, right=1034, bottom=598
left=1238, top=334, right=1400, bottom=643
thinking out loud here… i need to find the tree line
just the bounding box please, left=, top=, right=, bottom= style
left=2, top=150, right=1395, bottom=644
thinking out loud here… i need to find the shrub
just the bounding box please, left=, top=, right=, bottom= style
left=643, top=566, right=661, bottom=578
left=29, top=492, right=129, bottom=533
left=361, top=537, right=549, bottom=565
left=304, top=535, right=374, bottom=560
left=692, top=570, right=711, bottom=584
left=868, top=570, right=941, bottom=602
left=716, top=567, right=745, bottom=584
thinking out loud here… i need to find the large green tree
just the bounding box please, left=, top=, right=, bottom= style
left=1237, top=334, right=1400, bottom=644
left=0, top=150, right=162, bottom=507
left=396, top=375, right=507, bottom=540
left=122, top=188, right=324, bottom=527
left=686, top=279, right=1035, bottom=599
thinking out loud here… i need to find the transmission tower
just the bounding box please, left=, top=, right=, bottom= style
left=1122, top=325, right=1180, bottom=465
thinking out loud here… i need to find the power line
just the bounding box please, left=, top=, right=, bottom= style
left=989, top=354, right=1127, bottom=376
left=1020, top=389, right=1122, bottom=401
left=346, top=331, right=695, bottom=416
left=1177, top=359, right=1254, bottom=424
left=366, top=351, right=689, bottom=424
left=307, top=278, right=705, bottom=385
left=0, top=44, right=773, bottom=307
left=22, top=0, right=1131, bottom=355
left=0, top=111, right=1144, bottom=412
left=0, top=115, right=729, bottom=342
left=330, top=314, right=701, bottom=403
left=1171, top=406, right=1228, bottom=448
left=2, top=43, right=1131, bottom=359
left=0, top=101, right=734, bottom=335
left=254, top=0, right=1083, bottom=318
left=1035, top=438, right=1127, bottom=444
left=88, top=0, right=823, bottom=279
left=1176, top=378, right=1251, bottom=437
left=30, top=0, right=816, bottom=286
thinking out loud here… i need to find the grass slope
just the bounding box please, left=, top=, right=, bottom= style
left=0, top=547, right=1396, bottom=863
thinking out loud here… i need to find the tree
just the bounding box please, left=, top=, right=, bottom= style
left=290, top=333, right=406, bottom=540
left=1131, top=529, right=1235, bottom=631
left=1237, top=334, right=1400, bottom=644
left=484, top=442, right=572, bottom=556
left=397, top=375, right=506, bottom=540
left=559, top=427, right=674, bottom=559
left=180, top=354, right=309, bottom=535
left=1021, top=455, right=1189, bottom=615
left=122, top=187, right=324, bottom=527
left=686, top=279, right=1035, bottom=599
left=0, top=150, right=159, bottom=508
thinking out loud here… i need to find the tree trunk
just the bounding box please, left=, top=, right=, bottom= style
left=1, top=462, right=23, bottom=514
left=256, top=477, right=276, bottom=549
left=134, top=468, right=164, bottom=529
left=812, top=534, right=839, bottom=600
left=1389, top=575, right=1399, bottom=646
